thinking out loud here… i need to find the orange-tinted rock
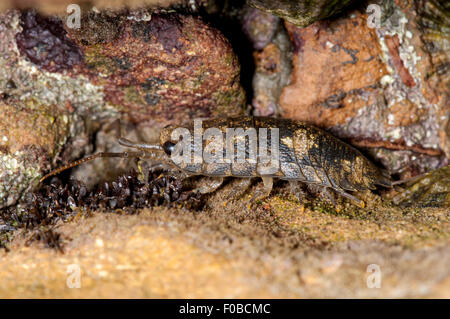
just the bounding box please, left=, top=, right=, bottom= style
left=279, top=6, right=448, bottom=176
left=280, top=12, right=388, bottom=124
left=0, top=101, right=69, bottom=155
left=67, top=12, right=245, bottom=126
left=384, top=34, right=416, bottom=87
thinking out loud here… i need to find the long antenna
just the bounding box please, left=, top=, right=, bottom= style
left=118, top=137, right=163, bottom=150
left=39, top=151, right=145, bottom=183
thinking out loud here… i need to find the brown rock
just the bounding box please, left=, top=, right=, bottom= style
left=0, top=10, right=92, bottom=208
left=244, top=7, right=292, bottom=117
left=247, top=0, right=355, bottom=27
left=0, top=100, right=72, bottom=208
left=279, top=5, right=448, bottom=176
left=242, top=7, right=279, bottom=50
left=66, top=11, right=245, bottom=126
left=280, top=12, right=387, bottom=123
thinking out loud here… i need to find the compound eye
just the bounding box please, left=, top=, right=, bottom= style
left=162, top=141, right=175, bottom=156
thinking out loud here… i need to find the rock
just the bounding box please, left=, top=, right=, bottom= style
left=392, top=165, right=450, bottom=208
left=0, top=0, right=189, bottom=15
left=279, top=4, right=449, bottom=177
left=66, top=10, right=245, bottom=126
left=280, top=10, right=388, bottom=125
left=242, top=7, right=292, bottom=116
left=15, top=10, right=84, bottom=73
left=247, top=0, right=356, bottom=27
left=0, top=100, right=72, bottom=208
left=242, top=7, right=279, bottom=50
left=0, top=10, right=94, bottom=208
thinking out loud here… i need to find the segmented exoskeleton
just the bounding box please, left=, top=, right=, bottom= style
left=40, top=116, right=392, bottom=207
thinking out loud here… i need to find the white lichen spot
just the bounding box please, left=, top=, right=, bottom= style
left=386, top=127, right=402, bottom=140
left=380, top=75, right=394, bottom=86
left=127, top=11, right=151, bottom=22
left=388, top=114, right=395, bottom=125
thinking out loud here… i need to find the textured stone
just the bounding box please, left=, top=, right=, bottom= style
left=0, top=0, right=188, bottom=15
left=279, top=5, right=448, bottom=177
left=242, top=7, right=279, bottom=50
left=0, top=99, right=74, bottom=208
left=0, top=10, right=92, bottom=208
left=243, top=7, right=292, bottom=116
left=280, top=11, right=388, bottom=125
left=66, top=11, right=245, bottom=126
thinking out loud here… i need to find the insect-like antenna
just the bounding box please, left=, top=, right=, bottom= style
left=39, top=138, right=164, bottom=183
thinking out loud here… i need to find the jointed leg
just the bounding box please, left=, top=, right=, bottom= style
left=335, top=189, right=365, bottom=208
left=251, top=176, right=273, bottom=202
left=194, top=177, right=224, bottom=195
left=289, top=181, right=307, bottom=202
left=226, top=178, right=252, bottom=199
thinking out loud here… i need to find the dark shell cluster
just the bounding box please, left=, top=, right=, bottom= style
left=0, top=169, right=203, bottom=251
left=28, top=169, right=203, bottom=211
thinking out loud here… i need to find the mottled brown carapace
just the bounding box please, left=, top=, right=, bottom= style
left=41, top=117, right=392, bottom=207
left=159, top=117, right=392, bottom=207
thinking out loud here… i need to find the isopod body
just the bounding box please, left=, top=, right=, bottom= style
left=41, top=116, right=392, bottom=207
left=158, top=116, right=392, bottom=206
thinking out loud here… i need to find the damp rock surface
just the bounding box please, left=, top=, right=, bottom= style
left=66, top=11, right=245, bottom=126
left=392, top=165, right=450, bottom=208
left=243, top=7, right=292, bottom=117
left=278, top=3, right=449, bottom=177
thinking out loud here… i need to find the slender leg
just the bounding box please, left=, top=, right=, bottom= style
left=289, top=181, right=307, bottom=202
left=193, top=177, right=224, bottom=195
left=321, top=187, right=337, bottom=206
left=335, top=189, right=365, bottom=208
left=251, top=176, right=273, bottom=202
left=226, top=178, right=252, bottom=199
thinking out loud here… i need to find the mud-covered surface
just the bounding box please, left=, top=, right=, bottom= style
left=0, top=167, right=449, bottom=298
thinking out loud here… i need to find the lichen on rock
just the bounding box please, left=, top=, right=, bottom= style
left=66, top=10, right=245, bottom=127
left=278, top=4, right=449, bottom=177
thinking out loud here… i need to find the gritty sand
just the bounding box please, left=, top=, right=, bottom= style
left=0, top=180, right=449, bottom=298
